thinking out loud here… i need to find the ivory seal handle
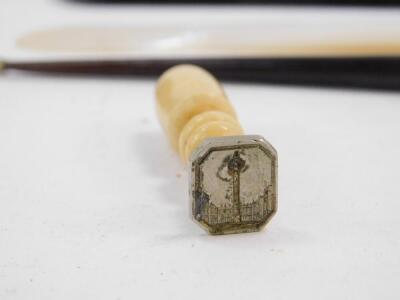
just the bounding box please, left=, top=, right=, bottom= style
left=156, top=65, right=243, bottom=163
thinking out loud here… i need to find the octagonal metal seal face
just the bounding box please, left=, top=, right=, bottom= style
left=189, top=135, right=278, bottom=235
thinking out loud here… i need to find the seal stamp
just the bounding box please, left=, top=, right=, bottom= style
left=190, top=135, right=277, bottom=235
left=156, top=65, right=278, bottom=234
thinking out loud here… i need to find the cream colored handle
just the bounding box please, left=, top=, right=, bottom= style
left=156, top=65, right=243, bottom=163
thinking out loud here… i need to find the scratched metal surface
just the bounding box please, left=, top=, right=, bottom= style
left=190, top=135, right=277, bottom=234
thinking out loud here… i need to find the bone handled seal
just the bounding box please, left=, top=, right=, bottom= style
left=156, top=65, right=278, bottom=235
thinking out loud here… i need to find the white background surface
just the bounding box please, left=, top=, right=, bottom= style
left=1, top=1, right=400, bottom=299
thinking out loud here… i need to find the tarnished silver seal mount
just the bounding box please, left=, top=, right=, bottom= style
left=189, top=135, right=277, bottom=235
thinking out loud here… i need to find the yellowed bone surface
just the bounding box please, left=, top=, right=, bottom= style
left=156, top=65, right=243, bottom=163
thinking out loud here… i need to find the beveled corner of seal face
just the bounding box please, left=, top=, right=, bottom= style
left=189, top=135, right=278, bottom=235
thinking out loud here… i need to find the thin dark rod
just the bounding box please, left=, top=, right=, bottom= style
left=3, top=57, right=400, bottom=90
